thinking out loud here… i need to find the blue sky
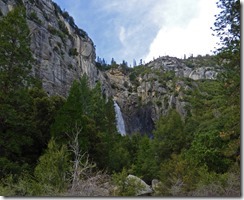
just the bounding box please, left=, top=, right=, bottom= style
left=53, top=0, right=219, bottom=66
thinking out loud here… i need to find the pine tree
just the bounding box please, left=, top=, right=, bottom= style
left=212, top=0, right=240, bottom=164
left=34, top=138, right=70, bottom=194
left=153, top=110, right=184, bottom=162
left=51, top=76, right=117, bottom=169
left=183, top=0, right=241, bottom=172
left=0, top=7, right=33, bottom=94
left=0, top=7, right=36, bottom=177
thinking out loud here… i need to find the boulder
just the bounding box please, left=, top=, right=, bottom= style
left=126, top=175, right=153, bottom=196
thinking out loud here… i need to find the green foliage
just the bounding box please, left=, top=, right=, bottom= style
left=153, top=109, right=185, bottom=161
left=212, top=0, right=240, bottom=56
left=182, top=55, right=219, bottom=69
left=51, top=75, right=117, bottom=169
left=0, top=139, right=71, bottom=196
left=51, top=77, right=96, bottom=152
left=112, top=168, right=145, bottom=196
left=130, top=64, right=152, bottom=78
left=186, top=130, right=232, bottom=173
left=34, top=138, right=70, bottom=194
left=156, top=154, right=199, bottom=195
left=0, top=87, right=64, bottom=176
left=183, top=79, right=238, bottom=173
left=0, top=6, right=33, bottom=94
left=155, top=153, right=240, bottom=196
left=0, top=174, right=33, bottom=196
left=162, top=70, right=175, bottom=81
left=58, top=20, right=69, bottom=35
left=29, top=11, right=42, bottom=25
left=47, top=25, right=66, bottom=43
left=69, top=48, right=78, bottom=56
left=131, top=136, right=158, bottom=183
left=29, top=88, right=65, bottom=155
left=0, top=7, right=38, bottom=178
left=0, top=7, right=65, bottom=178
left=106, top=135, right=131, bottom=172
left=212, top=0, right=240, bottom=165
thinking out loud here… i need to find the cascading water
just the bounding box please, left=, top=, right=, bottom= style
left=114, top=101, right=126, bottom=136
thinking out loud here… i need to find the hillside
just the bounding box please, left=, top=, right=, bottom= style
left=0, top=0, right=240, bottom=197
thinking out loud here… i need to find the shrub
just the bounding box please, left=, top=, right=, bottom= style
left=112, top=169, right=146, bottom=196
left=29, top=12, right=42, bottom=25
left=58, top=20, right=69, bottom=35
left=156, top=100, right=162, bottom=107
left=34, top=138, right=71, bottom=194
left=69, top=48, right=78, bottom=57
left=123, top=81, right=129, bottom=88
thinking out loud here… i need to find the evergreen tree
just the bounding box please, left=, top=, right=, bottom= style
left=51, top=76, right=117, bottom=169
left=34, top=138, right=70, bottom=194
left=132, top=136, right=158, bottom=183
left=51, top=76, right=97, bottom=152
left=0, top=7, right=65, bottom=178
left=214, top=0, right=240, bottom=165
left=28, top=88, right=65, bottom=158
left=153, top=109, right=184, bottom=162
left=0, top=7, right=33, bottom=94
left=0, top=7, right=36, bottom=177
left=212, top=0, right=240, bottom=57
left=182, top=0, right=240, bottom=172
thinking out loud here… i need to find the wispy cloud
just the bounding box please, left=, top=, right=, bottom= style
left=53, top=0, right=219, bottom=64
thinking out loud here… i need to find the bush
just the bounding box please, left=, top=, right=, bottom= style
left=58, top=20, right=69, bottom=35
left=123, top=81, right=129, bottom=88
left=112, top=168, right=146, bottom=196
left=29, top=12, right=42, bottom=25
left=34, top=138, right=71, bottom=195
left=69, top=48, right=78, bottom=57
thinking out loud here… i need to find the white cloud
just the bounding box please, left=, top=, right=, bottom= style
left=148, top=0, right=199, bottom=28
left=53, top=0, right=220, bottom=64
left=95, top=0, right=213, bottom=63
left=144, top=0, right=220, bottom=62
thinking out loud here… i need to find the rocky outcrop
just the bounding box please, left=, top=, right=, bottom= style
left=105, top=56, right=220, bottom=135
left=147, top=56, right=218, bottom=80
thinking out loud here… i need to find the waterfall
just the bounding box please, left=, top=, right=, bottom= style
left=114, top=101, right=126, bottom=136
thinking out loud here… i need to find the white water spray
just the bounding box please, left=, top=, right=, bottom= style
left=114, top=101, right=126, bottom=136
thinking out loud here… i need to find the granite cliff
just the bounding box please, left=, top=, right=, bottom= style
left=106, top=55, right=220, bottom=135
left=0, top=0, right=111, bottom=97
left=0, top=0, right=221, bottom=135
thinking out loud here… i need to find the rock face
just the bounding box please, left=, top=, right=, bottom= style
left=0, top=0, right=220, bottom=136
left=105, top=56, right=220, bottom=135
left=0, top=0, right=111, bottom=97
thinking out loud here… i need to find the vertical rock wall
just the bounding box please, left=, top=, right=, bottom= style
left=0, top=0, right=111, bottom=97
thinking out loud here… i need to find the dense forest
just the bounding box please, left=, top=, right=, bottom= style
left=0, top=0, right=240, bottom=196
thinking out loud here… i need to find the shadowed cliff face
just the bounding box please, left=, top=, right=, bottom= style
left=123, top=104, right=155, bottom=135
left=0, top=0, right=220, bottom=135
